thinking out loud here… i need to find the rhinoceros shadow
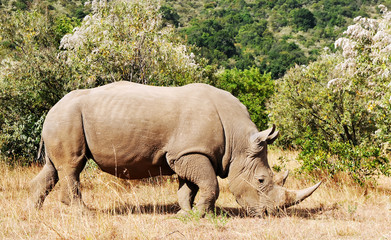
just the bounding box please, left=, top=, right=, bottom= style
left=100, top=203, right=246, bottom=217
left=215, top=206, right=332, bottom=218
left=100, top=203, right=181, bottom=215
left=99, top=203, right=330, bottom=219
left=275, top=205, right=338, bottom=218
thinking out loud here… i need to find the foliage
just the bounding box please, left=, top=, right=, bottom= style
left=0, top=0, right=89, bottom=20
left=268, top=5, right=391, bottom=184
left=60, top=0, right=205, bottom=87
left=182, top=18, right=237, bottom=66
left=290, top=8, right=316, bottom=31
left=0, top=10, right=76, bottom=163
left=159, top=4, right=180, bottom=27
left=260, top=40, right=307, bottom=79
left=166, top=0, right=389, bottom=78
left=54, top=16, right=81, bottom=44
left=297, top=133, right=390, bottom=185
left=215, top=68, right=274, bottom=130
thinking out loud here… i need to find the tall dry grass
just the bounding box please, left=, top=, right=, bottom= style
left=0, top=149, right=390, bottom=239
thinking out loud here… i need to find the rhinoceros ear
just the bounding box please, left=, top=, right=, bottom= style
left=250, top=124, right=279, bottom=146
left=266, top=129, right=279, bottom=145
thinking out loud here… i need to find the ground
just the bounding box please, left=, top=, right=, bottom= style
left=0, top=149, right=390, bottom=239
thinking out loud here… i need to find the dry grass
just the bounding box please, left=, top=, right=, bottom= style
left=1, top=149, right=390, bottom=239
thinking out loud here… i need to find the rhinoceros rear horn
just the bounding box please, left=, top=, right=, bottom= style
left=283, top=181, right=322, bottom=208
left=274, top=170, right=289, bottom=186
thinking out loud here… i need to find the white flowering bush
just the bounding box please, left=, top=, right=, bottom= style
left=268, top=5, right=391, bottom=184
left=60, top=0, right=204, bottom=87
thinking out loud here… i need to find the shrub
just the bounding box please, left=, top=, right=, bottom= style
left=290, top=8, right=316, bottom=31
left=268, top=5, right=391, bottom=184
left=0, top=10, right=75, bottom=163
left=297, top=132, right=390, bottom=185
left=60, top=0, right=205, bottom=88
left=215, top=67, right=274, bottom=130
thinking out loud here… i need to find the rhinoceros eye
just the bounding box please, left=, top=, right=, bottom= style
left=258, top=178, right=265, bottom=185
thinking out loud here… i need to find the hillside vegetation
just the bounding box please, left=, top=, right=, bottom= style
left=2, top=0, right=390, bottom=78
left=164, top=0, right=391, bottom=78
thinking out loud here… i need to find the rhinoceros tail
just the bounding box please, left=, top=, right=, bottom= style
left=36, top=137, right=45, bottom=164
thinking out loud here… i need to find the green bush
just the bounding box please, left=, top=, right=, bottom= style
left=290, top=8, right=316, bottom=31
left=268, top=6, right=391, bottom=184
left=0, top=10, right=75, bottom=164
left=160, top=4, right=180, bottom=27
left=215, top=67, right=274, bottom=130
left=260, top=40, right=307, bottom=79
left=297, top=132, right=390, bottom=185
left=61, top=0, right=205, bottom=87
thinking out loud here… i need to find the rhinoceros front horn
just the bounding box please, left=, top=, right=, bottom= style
left=282, top=181, right=322, bottom=208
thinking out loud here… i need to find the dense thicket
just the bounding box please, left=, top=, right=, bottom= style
left=3, top=0, right=391, bottom=80
left=0, top=6, right=79, bottom=162
left=268, top=6, right=391, bottom=184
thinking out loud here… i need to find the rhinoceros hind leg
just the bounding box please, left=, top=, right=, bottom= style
left=57, top=158, right=87, bottom=208
left=171, top=154, right=219, bottom=214
left=177, top=177, right=199, bottom=212
left=29, top=158, right=58, bottom=209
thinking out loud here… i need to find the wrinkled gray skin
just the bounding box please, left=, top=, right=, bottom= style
left=30, top=82, right=320, bottom=216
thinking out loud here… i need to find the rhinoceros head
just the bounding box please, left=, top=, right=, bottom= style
left=228, top=125, right=321, bottom=216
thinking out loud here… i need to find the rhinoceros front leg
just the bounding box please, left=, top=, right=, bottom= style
left=170, top=154, right=219, bottom=215
left=177, top=177, right=199, bottom=212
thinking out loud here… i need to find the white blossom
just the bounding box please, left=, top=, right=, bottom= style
left=379, top=4, right=388, bottom=13
left=327, top=78, right=339, bottom=88
left=353, top=16, right=362, bottom=22
left=58, top=0, right=201, bottom=85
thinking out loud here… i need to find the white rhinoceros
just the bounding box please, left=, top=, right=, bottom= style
left=30, top=81, right=320, bottom=216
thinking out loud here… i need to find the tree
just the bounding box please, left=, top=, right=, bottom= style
left=260, top=40, right=307, bottom=79
left=215, top=68, right=274, bottom=130
left=268, top=5, right=391, bottom=184
left=290, top=8, right=316, bottom=31
left=235, top=20, right=268, bottom=47
left=0, top=10, right=76, bottom=163
left=183, top=18, right=237, bottom=66
left=61, top=0, right=204, bottom=87
left=160, top=4, right=180, bottom=27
